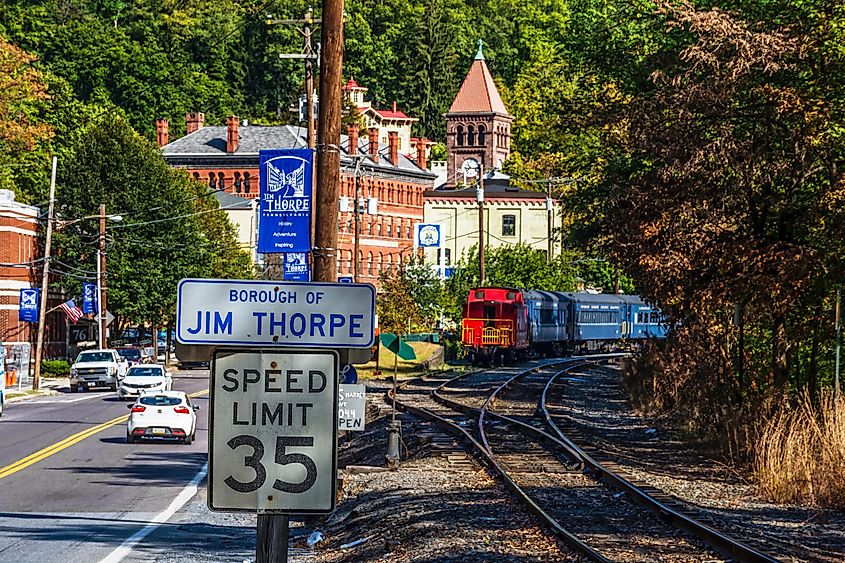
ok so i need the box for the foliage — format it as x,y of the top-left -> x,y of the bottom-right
41,359 -> 70,377
53,114 -> 251,328
377,259 -> 442,334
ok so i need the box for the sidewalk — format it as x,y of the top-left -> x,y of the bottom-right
4,378 -> 66,403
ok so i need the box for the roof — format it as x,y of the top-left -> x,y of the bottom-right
448,57 -> 510,116
214,189 -> 254,209
161,124 -> 434,180
343,77 -> 364,90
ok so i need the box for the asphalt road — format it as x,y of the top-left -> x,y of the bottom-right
0,370 -> 210,563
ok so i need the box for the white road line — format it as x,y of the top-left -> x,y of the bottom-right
28,395 -> 104,404
98,462 -> 208,563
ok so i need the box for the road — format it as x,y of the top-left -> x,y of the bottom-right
0,371 -> 210,563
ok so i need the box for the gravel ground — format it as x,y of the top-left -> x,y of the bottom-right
547,362 -> 845,562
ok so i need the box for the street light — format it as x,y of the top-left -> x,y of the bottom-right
32,190 -> 123,390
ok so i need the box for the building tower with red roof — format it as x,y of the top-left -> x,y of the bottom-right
445,40 -> 513,186
342,77 -> 418,156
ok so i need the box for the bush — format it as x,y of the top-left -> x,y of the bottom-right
41,359 -> 71,377
755,391 -> 845,508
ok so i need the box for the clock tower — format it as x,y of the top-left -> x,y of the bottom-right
445,40 -> 513,186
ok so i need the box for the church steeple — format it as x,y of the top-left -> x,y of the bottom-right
444,42 -> 513,186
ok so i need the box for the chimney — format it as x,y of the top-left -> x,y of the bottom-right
226,116 -> 239,153
368,127 -> 379,163
392,101 -> 397,113
347,123 -> 359,155
387,131 -> 399,165
416,137 -> 427,171
155,118 -> 169,147
185,112 -> 205,134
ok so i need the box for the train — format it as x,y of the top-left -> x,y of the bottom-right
460,287 -> 667,364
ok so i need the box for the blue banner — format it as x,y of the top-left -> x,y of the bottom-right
18,288 -> 39,323
82,282 -> 98,314
283,252 -> 310,281
258,148 -> 314,254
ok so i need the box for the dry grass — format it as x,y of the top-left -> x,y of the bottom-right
356,341 -> 445,380
755,391 -> 845,508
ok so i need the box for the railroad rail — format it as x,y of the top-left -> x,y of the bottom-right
391,358 -> 782,562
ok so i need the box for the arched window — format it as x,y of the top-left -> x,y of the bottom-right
468,125 -> 476,146
478,125 -> 486,145
386,254 -> 393,273
358,250 -> 363,274
234,172 -> 242,193
244,172 -> 251,193
368,252 -> 374,275
456,125 -> 465,146
386,221 -> 392,237
367,220 -> 374,235
208,174 -> 217,189
378,252 -> 384,272
192,172 -> 200,181
218,172 -> 226,190
377,222 -> 382,236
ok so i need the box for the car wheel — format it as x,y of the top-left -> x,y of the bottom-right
70,385 -> 78,393
110,384 -> 117,392
183,433 -> 193,445
126,433 -> 136,444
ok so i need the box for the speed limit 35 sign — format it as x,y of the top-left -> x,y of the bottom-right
209,348 -> 338,514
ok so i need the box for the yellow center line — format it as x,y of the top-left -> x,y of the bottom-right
0,388 -> 209,480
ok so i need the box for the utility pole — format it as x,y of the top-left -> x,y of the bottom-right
833,288 -> 842,400
33,156 -> 57,391
98,204 -> 108,349
477,165 -> 485,285
352,158 -> 362,282
312,0 -> 344,283
269,10 -> 320,148
546,181 -> 553,263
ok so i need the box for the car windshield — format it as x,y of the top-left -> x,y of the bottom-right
117,349 -> 141,359
77,352 -> 113,362
139,396 -> 182,406
126,367 -> 162,377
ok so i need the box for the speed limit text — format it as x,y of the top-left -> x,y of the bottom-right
221,368 -> 328,426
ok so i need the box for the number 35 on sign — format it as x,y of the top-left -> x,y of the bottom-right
209,349 -> 338,514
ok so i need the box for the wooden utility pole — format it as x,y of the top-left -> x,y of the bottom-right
477,165 -> 485,285
312,0 -> 344,283
33,156 -> 57,391
98,204 -> 108,348
546,181 -> 553,263
256,513 -> 289,563
353,159 -> 362,282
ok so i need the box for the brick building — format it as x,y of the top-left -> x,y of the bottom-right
0,189 -> 39,346
159,114 -> 436,285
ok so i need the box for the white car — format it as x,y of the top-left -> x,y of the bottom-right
118,365 -> 172,400
126,391 -> 199,444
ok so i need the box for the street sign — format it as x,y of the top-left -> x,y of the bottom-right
380,333 -> 416,361
209,348 -> 338,514
104,309 -> 116,327
82,282 -> 97,314
258,149 -> 314,254
340,364 -> 358,384
176,279 -> 376,348
415,223 -> 441,248
338,384 -> 366,431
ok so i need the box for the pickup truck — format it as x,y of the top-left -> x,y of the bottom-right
69,349 -> 129,392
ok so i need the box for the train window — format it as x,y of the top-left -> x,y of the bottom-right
506,292 -> 516,300
474,290 -> 484,299
502,215 -> 516,237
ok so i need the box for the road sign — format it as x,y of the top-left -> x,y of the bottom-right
209,348 -> 338,514
338,384 -> 365,431
176,279 -> 376,348
380,333 -> 416,360
104,309 -> 115,327
415,223 -> 441,248
337,276 -> 353,284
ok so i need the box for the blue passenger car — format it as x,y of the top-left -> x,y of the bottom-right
620,295 -> 668,340
523,290 -> 570,355
566,293 -> 628,346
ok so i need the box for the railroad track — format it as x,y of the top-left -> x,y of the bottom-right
392,358 -> 782,562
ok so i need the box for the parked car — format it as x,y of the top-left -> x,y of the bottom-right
126,391 -> 198,444
118,365 -> 172,400
69,349 -> 129,392
114,346 -> 147,366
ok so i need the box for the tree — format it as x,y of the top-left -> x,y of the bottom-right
377,259 -> 443,334
53,114 -> 250,330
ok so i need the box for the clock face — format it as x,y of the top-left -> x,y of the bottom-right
461,158 -> 480,178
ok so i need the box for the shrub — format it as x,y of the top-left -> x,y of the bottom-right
755,391 -> 845,508
41,359 -> 71,377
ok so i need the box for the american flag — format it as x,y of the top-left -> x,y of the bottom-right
60,299 -> 84,323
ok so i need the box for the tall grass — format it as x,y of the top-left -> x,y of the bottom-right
755,391 -> 845,508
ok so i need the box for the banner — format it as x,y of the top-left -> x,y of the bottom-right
258,148 -> 314,254
18,288 -> 39,323
283,252 -> 310,281
82,282 -> 98,314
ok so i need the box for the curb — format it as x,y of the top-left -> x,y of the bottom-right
5,388 -> 61,403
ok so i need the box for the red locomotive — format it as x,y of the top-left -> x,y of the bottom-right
461,287 -> 529,364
